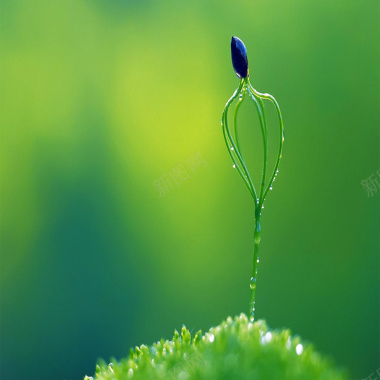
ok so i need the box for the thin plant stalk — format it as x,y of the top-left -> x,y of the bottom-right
222,37 -> 284,322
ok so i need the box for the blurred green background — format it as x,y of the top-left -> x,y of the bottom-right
1,1 -> 379,379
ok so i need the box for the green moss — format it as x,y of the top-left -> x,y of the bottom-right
85,314 -> 347,380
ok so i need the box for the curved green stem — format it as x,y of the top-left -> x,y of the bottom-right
222,76 -> 284,323
222,118 -> 254,197
248,83 -> 284,200
246,84 -> 268,207
222,81 -> 247,187
222,80 -> 257,200
233,91 -> 246,154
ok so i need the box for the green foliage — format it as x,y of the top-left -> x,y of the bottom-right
86,314 -> 347,380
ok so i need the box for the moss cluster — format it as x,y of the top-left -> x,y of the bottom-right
85,313 -> 347,380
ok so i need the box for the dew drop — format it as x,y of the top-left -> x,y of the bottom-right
296,343 -> 303,355
233,164 -> 236,169
254,232 -> 261,244
231,146 -> 234,151
261,331 -> 272,345
261,205 -> 264,209
270,186 -> 273,190
128,368 -> 134,378
208,333 -> 215,343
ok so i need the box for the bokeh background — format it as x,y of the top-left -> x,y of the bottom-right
1,1 -> 379,379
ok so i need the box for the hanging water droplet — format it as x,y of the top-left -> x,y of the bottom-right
254,222 -> 261,243
270,186 -> 273,190
208,333 -> 215,343
257,257 -> 260,263
261,205 -> 264,209
128,368 -> 134,378
296,343 -> 303,355
233,164 -> 236,168
231,146 -> 234,151
261,331 -> 272,345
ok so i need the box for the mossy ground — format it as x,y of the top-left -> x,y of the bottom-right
85,313 -> 347,380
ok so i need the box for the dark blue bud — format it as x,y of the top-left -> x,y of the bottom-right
231,36 -> 249,78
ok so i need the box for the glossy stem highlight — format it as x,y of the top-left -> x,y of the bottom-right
249,219 -> 261,322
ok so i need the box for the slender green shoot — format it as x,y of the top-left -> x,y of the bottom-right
222,37 -> 284,322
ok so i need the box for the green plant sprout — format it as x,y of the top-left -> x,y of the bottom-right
222,36 -> 284,322
84,38 -> 348,380
88,315 -> 347,380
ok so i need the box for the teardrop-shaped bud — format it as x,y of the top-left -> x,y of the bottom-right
231,36 -> 249,78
